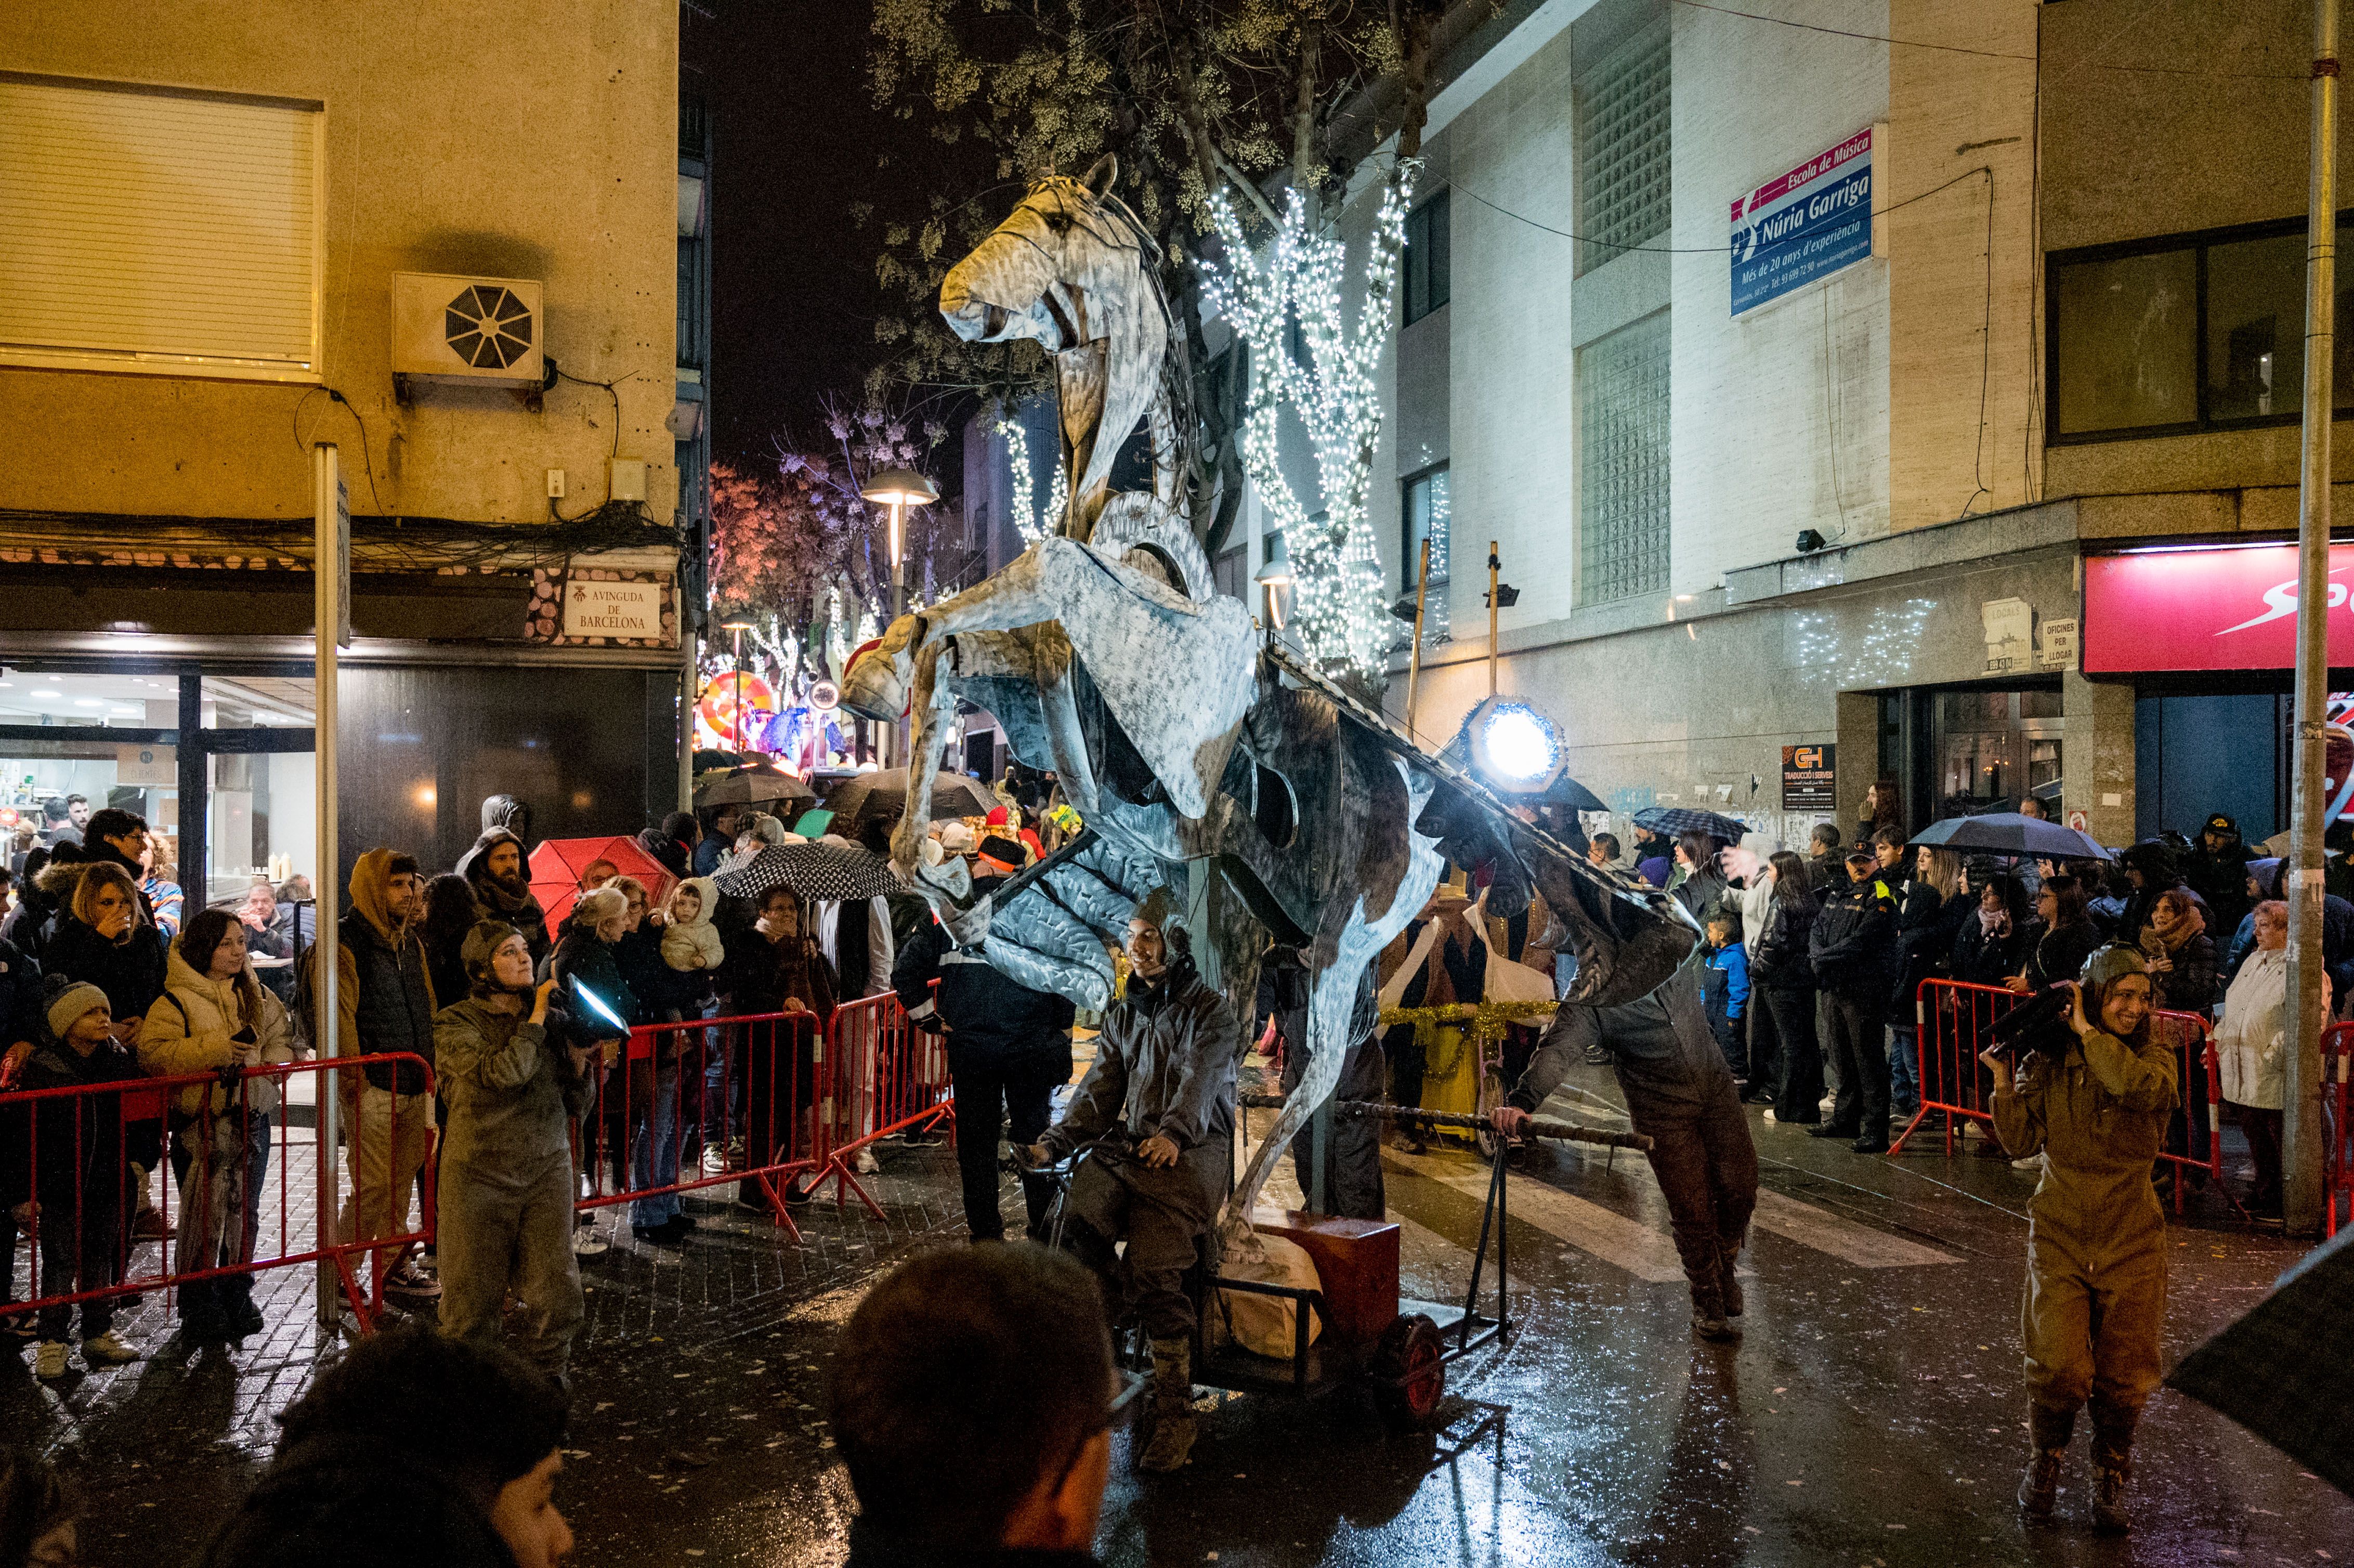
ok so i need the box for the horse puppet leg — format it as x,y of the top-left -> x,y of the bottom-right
890,641 -> 958,874
1221,755 -> 1445,1243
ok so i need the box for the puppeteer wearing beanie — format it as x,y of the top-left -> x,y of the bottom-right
2078,944 -> 2150,1018
44,976 -> 109,1038
461,921 -> 522,994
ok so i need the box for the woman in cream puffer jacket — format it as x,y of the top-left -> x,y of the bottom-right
136,908 -> 297,1341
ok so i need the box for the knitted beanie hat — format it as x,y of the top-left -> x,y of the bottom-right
2078,943 -> 2150,1016
44,976 -> 109,1038
461,920 -> 522,988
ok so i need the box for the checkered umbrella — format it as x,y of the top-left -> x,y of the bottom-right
713,840 -> 900,904
1631,806 -> 1748,843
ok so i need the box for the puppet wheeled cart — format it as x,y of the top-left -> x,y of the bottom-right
1177,1102 -> 1652,1434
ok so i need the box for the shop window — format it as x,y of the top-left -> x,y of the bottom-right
2049,215 -> 2354,440
1578,310 -> 1671,605
1574,19 -> 1671,277
1400,464 -> 1450,643
1403,191 -> 1451,325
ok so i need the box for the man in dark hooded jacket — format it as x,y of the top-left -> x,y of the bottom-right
892,837 -> 1074,1243
2182,813 -> 2255,946
457,828 -> 551,972
480,793 -> 534,850
1028,913 -> 1236,1474
636,812 -> 700,882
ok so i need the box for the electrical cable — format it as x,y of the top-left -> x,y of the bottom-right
1667,0 -> 2302,82
548,367 -> 630,522
1959,167 -> 1997,521
1440,162 -> 1992,259
289,385 -> 386,516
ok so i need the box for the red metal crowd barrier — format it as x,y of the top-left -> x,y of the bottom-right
8,999 -> 958,1339
1893,981 -> 2230,1214
580,1011 -> 826,1241
809,989 -> 950,1216
2325,1022 -> 2354,1238
2,1052 -> 435,1337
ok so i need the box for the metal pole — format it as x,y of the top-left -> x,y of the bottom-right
312,443 -> 343,1335
2286,0 -> 2340,1236
1403,537 -> 1431,741
1486,540 -> 1500,698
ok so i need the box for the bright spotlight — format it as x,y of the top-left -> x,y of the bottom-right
1463,695 -> 1563,794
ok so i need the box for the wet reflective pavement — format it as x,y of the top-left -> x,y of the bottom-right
9,1062 -> 2350,1566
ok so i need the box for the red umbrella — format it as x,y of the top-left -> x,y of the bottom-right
528,836 -> 677,942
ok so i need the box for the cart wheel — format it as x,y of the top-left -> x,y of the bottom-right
1370,1312 -> 1447,1432
1475,1073 -> 1504,1159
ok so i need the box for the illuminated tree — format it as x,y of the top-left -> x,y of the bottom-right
1202,169 -> 1413,677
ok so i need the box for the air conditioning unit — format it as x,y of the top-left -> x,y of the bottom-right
391,272 -> 544,388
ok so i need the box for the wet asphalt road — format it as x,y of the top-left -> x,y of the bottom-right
9,1060 -> 2350,1567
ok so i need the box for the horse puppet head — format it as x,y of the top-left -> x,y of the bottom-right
938,154 -> 1167,538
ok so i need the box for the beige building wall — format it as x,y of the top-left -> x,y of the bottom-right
2038,0 -> 2348,508
0,0 -> 677,527
1886,0 -> 2041,531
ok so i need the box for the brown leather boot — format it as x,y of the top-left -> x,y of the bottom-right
2018,1448 -> 2063,1521
1137,1336 -> 1197,1473
2089,1462 -> 2130,1532
2089,1400 -> 2137,1532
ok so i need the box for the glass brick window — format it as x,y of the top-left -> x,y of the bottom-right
1403,191 -> 1451,325
1575,21 -> 1671,277
1577,310 -> 1671,605
1400,465 -> 1450,643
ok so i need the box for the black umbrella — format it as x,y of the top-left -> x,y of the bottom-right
1910,812 -> 2112,861
1632,806 -> 1748,843
2166,1226 -> 2354,1496
713,841 -> 901,903
822,766 -> 997,824
692,766 -> 816,809
1546,775 -> 1608,813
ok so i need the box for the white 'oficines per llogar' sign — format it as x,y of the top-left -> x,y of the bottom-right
563,579 -> 664,639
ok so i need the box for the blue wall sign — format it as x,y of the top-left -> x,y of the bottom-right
1730,127 -> 1875,316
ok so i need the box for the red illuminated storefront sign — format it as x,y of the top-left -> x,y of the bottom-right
2082,543 -> 2354,673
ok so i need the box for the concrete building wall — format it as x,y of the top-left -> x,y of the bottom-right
1672,0 -> 1890,593
0,0 -> 679,527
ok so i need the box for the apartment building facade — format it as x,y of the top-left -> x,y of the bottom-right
0,0 -> 699,889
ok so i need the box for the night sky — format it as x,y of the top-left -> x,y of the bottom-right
685,1 -> 989,469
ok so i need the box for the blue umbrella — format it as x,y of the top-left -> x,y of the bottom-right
1909,812 -> 2112,861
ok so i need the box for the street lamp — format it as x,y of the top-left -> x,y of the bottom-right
861,467 -> 939,617
720,618 -> 753,756
1253,534 -> 1294,647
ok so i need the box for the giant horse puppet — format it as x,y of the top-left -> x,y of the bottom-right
844,155 -> 1697,1237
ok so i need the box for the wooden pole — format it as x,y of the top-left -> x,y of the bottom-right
2285,0 -> 2339,1236
1486,539 -> 1500,698
1403,537 -> 1431,741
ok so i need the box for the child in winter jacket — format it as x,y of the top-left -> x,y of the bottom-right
1699,915 -> 1751,1082
660,877 -> 725,974
24,976 -> 159,1378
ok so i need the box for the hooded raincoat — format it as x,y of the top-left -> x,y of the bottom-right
1990,973 -> 2179,1466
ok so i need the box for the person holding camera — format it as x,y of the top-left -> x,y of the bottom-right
1981,945 -> 2178,1533
434,922 -> 600,1382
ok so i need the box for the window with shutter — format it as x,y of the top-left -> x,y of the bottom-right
0,74 -> 323,381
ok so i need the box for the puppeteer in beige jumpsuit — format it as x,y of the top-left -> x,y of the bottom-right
1990,1026 -> 2177,1468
